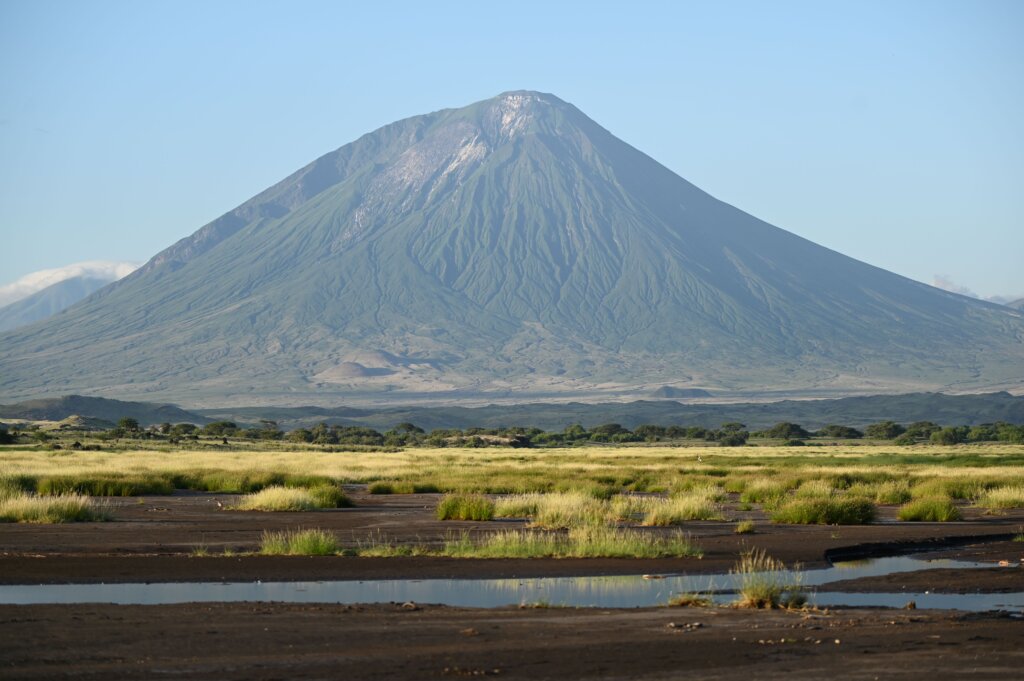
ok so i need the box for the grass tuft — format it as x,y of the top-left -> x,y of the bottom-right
770,497 -> 875,525
436,493 -> 496,521
897,497 -> 963,522
367,481 -> 440,495
668,592 -> 713,607
235,485 -> 352,511
439,527 -> 702,559
0,492 -> 108,523
977,485 -> 1024,510
739,479 -> 790,505
641,490 -> 722,525
732,549 -> 805,609
734,520 -> 756,534
260,528 -> 339,555
36,474 -> 174,497
529,492 -> 608,529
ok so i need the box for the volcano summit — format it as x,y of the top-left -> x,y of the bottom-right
1,91 -> 1021,404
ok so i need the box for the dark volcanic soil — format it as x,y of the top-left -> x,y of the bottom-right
1,491 -> 1023,680
2,603 -> 1022,680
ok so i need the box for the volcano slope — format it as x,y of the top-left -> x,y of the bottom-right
1,91 -> 1021,404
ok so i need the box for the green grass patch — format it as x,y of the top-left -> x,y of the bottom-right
793,479 -> 835,499
897,497 -> 963,522
976,485 -> 1024,509
493,493 -> 541,519
739,479 -> 790,504
35,474 -> 174,497
528,491 -> 609,529
260,528 -> 339,555
641,491 -> 722,525
367,481 -> 441,494
441,527 -> 702,559
770,497 -> 875,525
436,493 -> 496,521
846,480 -> 912,505
910,478 -> 984,501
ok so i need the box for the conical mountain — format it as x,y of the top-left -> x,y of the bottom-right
2,91 -> 1022,404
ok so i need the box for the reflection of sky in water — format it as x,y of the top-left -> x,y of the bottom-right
0,555 -> 1020,612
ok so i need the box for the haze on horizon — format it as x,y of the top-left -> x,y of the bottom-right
0,0 -> 1021,301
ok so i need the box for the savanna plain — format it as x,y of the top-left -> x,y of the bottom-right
2,437 -> 1023,679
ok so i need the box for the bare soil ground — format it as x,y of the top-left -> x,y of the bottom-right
1,490 -> 1022,679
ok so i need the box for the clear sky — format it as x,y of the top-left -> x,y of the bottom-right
1,0 -> 1021,299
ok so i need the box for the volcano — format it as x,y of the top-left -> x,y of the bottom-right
2,91 -> 1021,404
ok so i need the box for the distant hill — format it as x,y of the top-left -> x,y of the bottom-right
1,91 -> 1022,403
3,392 -> 1018,432
1008,298 -> 1024,311
43,415 -> 117,432
0,395 -> 209,427
196,392 -> 1024,432
0,276 -> 113,332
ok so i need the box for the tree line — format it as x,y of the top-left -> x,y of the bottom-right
5,416 -> 1020,448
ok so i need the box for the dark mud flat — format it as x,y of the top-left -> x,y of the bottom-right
2,494 -> 1023,679
2,602 -> 1022,680
1,492 -> 1021,585
826,566 -> 1024,594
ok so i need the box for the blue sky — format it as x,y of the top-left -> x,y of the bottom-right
1,0 -> 1021,299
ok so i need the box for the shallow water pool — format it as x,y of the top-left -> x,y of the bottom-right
2,552 -> 1021,611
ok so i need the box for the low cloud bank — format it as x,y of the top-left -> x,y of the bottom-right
0,261 -> 139,307
931,275 -> 1021,307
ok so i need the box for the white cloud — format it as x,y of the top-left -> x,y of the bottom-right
932,274 -> 979,298
0,261 -> 140,307
932,275 -> 1021,306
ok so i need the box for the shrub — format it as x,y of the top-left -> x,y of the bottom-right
898,498 -> 962,522
930,426 -> 969,445
771,497 -> 875,525
260,528 -> 338,555
436,493 -> 495,521
864,421 -> 905,440
816,425 -> 863,439
761,422 -> 811,440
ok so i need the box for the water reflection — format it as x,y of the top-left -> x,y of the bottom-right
0,555 -> 1019,612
